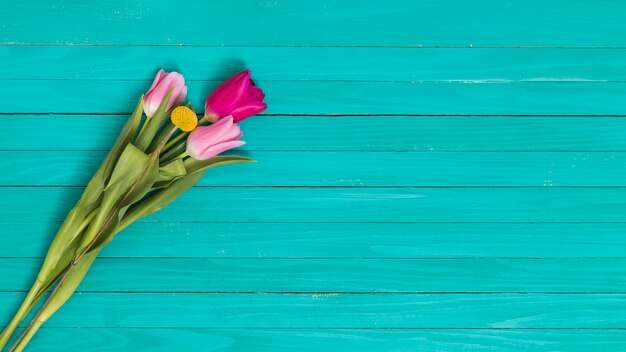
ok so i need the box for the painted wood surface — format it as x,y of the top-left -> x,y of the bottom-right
4,150 -> 626,186
3,293 -> 626,328
4,115 -> 626,151
4,222 -> 626,259
25,328 -> 626,352
5,258 -> 626,292
5,80 -> 626,114
6,187 -> 626,222
3,47 -> 626,81
2,1 -> 626,46
2,0 -> 626,351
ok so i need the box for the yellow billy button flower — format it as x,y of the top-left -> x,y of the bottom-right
170,106 -> 198,132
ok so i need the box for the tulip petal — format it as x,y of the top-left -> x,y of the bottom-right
147,69 -> 166,91
177,85 -> 188,105
168,73 -> 187,108
230,101 -> 267,122
152,73 -> 184,110
144,70 -> 187,117
187,116 -> 234,152
186,115 -> 246,160
208,70 -> 250,100
205,70 -> 251,117
206,116 -> 237,142
191,140 -> 246,160
242,85 -> 265,102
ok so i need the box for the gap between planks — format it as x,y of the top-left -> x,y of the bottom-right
6,44 -> 626,49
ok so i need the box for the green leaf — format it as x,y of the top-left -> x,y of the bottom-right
10,250 -> 101,351
158,158 -> 187,180
183,155 -> 256,175
38,250 -> 100,322
77,143 -> 158,255
0,97 -> 146,350
48,96 -> 144,259
147,122 -> 176,153
160,139 -> 187,164
154,159 -> 188,188
2,97 -> 155,350
57,96 -> 145,253
135,89 -> 173,151
98,96 -> 145,184
104,143 -> 152,192
117,155 -> 254,232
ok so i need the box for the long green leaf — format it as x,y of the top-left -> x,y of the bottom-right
117,156 -> 254,232
154,158 -> 187,187
77,143 -> 157,255
10,250 -> 100,352
160,138 -> 187,164
183,155 -> 255,175
43,96 -> 144,275
134,90 -> 172,151
0,97 -> 144,351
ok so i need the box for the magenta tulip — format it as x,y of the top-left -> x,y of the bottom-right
186,116 -> 245,160
144,69 -> 188,117
204,70 -> 267,122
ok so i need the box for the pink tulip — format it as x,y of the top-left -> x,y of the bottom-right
186,116 -> 245,160
204,69 -> 267,122
144,69 -> 188,117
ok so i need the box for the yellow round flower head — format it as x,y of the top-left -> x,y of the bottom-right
170,106 -> 198,132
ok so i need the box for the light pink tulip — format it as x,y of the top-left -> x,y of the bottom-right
144,69 -> 188,117
204,70 -> 266,122
186,116 -> 245,160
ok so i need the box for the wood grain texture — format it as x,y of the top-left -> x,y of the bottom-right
2,293 -> 625,328
4,258 -> 626,293
3,222 -> 626,259
2,1 -> 626,46
2,0 -> 626,349
4,115 -> 626,152
1,150 -> 625,187
2,47 -> 626,81
4,187 -> 626,223
21,328 -> 626,352
3,80 -> 626,115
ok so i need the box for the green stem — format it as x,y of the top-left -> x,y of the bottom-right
135,90 -> 173,151
2,97 -> 144,350
136,115 -> 151,140
10,321 -> 41,352
0,207 -> 98,350
162,131 -> 186,152
8,129 -> 177,351
0,283 -> 41,350
162,116 -> 206,153
174,151 -> 188,160
160,142 -> 186,165
147,123 -> 176,154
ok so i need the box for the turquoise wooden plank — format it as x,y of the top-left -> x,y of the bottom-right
21,328 -> 626,352
5,258 -> 626,293
3,80 -> 626,115
2,47 -> 626,81
2,1 -> 625,347
4,115 -> 626,152
4,187 -> 626,223
1,293 -> 624,328
2,1 -> 626,46
3,222 -> 626,259
3,151 -> 626,187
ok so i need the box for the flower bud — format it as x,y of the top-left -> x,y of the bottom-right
204,70 -> 266,122
144,70 -> 187,117
186,116 -> 245,160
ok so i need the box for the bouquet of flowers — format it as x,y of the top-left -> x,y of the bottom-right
0,69 -> 267,351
